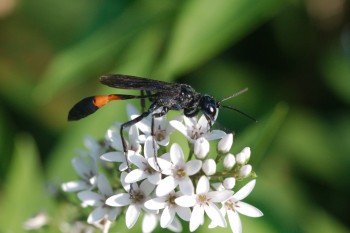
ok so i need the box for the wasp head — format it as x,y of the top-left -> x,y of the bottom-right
200,95 -> 218,127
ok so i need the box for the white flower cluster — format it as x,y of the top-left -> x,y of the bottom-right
62,104 -> 263,233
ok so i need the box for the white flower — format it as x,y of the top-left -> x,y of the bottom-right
170,115 -> 226,144
127,104 -> 177,146
124,138 -> 161,185
100,124 -> 141,171
175,176 -> 233,232
60,221 -> 95,233
218,133 -> 234,154
144,191 -> 191,228
78,174 -> 121,224
235,147 -> 251,165
107,123 -> 142,153
239,164 -> 252,178
83,135 -> 106,160
194,137 -> 210,159
153,143 -> 202,196
23,211 -> 49,230
223,177 -> 236,190
210,180 -> 263,233
105,176 -> 156,229
61,156 -> 98,192
223,153 -> 236,170
142,213 -> 183,233
202,159 -> 216,176
93,219 -> 112,233
141,213 -> 158,233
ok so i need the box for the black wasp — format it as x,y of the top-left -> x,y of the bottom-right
68,74 -> 255,170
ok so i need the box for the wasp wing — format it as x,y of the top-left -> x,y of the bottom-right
100,74 -> 181,93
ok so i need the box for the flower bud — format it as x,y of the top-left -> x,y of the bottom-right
236,147 -> 251,165
223,153 -> 236,170
223,177 -> 236,189
239,164 -> 252,178
194,137 -> 210,159
218,133 -> 233,154
202,159 -> 216,176
241,147 -> 251,161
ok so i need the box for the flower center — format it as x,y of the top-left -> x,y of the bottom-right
154,128 -> 166,141
197,194 -> 210,206
224,198 -> 239,211
131,190 -> 145,204
143,162 -> 155,175
189,125 -> 204,140
167,194 -> 177,208
175,167 -> 187,178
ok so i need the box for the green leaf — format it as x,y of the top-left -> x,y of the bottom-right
321,46 -> 350,104
33,1 -> 174,104
0,134 -> 50,233
234,102 -> 289,166
158,0 -> 285,76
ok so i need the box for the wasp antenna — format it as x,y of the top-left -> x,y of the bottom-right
221,105 -> 257,122
218,88 -> 249,104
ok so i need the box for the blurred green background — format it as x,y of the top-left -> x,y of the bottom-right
0,0 -> 349,232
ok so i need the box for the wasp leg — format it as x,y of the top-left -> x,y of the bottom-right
151,107 -> 169,172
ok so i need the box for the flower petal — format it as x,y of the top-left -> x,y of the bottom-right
160,206 -> 175,228
178,177 -> 194,195
189,205 -> 204,232
204,203 -> 226,228
175,195 -> 196,208
87,206 -> 105,223
167,216 -> 182,232
185,160 -> 202,176
84,135 -> 100,155
97,174 -> 113,196
196,176 -> 209,194
233,179 -> 256,201
227,210 -> 242,233
128,153 -> 147,168
147,172 -> 161,185
105,193 -> 130,207
61,180 -> 90,192
207,190 -> 233,203
144,197 -> 167,210
169,120 -> 188,138
158,136 -> 170,146
142,213 -> 158,233
144,136 -> 158,159
204,130 -> 226,140
197,115 -> 209,131
126,103 -> 140,119
77,191 -> 102,206
156,176 -> 177,196
72,157 -> 93,179
126,204 -> 141,229
107,207 -> 120,222
183,116 -> 196,128
106,126 -> 123,150
120,172 -> 131,192
125,169 -> 147,183
170,143 -> 185,165
140,179 -> 155,196
175,206 -> 191,221
236,201 -> 263,217
100,152 -> 125,162
147,157 -> 172,173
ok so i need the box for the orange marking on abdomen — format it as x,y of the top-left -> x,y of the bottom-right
93,95 -> 121,108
